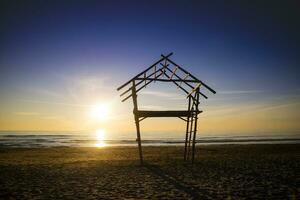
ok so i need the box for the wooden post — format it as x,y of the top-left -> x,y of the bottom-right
192,89 -> 200,163
132,80 -> 143,165
187,105 -> 194,160
184,96 -> 191,161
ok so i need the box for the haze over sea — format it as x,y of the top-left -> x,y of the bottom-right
0,131 -> 299,148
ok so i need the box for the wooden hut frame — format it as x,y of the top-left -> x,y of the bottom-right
117,53 -> 216,164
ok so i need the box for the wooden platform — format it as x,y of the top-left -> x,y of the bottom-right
134,110 -> 202,118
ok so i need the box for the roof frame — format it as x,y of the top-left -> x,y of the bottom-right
117,53 -> 215,103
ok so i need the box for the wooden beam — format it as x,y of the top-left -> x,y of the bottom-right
120,66 -> 165,97
187,105 -> 194,160
159,63 -> 170,68
132,81 -> 143,165
187,83 -> 201,98
161,70 -> 189,92
164,67 -> 208,99
135,78 -> 200,83
178,116 -> 187,122
121,72 -> 163,102
139,117 -> 147,122
117,52 -> 173,91
165,67 -> 192,87
184,96 -> 191,161
135,110 -> 202,118
178,73 -> 189,89
169,67 -> 178,79
161,54 -> 216,94
192,89 -> 200,163
136,72 -> 163,93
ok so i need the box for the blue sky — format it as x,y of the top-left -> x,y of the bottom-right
0,0 -> 299,136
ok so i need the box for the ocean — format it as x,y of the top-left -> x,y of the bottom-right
0,132 -> 299,148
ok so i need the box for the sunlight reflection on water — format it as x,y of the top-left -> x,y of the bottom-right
95,129 -> 106,148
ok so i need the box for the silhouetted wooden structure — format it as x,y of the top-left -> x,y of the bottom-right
117,53 -> 216,164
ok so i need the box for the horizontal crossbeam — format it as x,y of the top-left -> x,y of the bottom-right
135,78 -> 200,83
117,52 -> 173,91
134,110 -> 202,118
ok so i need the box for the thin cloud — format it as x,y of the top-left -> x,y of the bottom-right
140,90 -> 177,97
258,101 -> 300,112
14,112 -> 40,116
219,90 -> 263,95
140,90 -> 186,100
139,105 -> 165,110
41,115 -> 65,120
18,99 -> 90,108
30,88 -> 63,99
204,100 -> 300,118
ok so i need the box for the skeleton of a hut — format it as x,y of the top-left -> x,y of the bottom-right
117,53 -> 216,164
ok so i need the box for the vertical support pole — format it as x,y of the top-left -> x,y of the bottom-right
192,89 -> 200,163
132,80 -> 143,165
184,96 -> 191,161
187,104 -> 194,160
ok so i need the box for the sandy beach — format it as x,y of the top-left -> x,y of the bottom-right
0,144 -> 299,199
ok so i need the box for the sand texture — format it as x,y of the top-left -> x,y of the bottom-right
0,144 -> 299,199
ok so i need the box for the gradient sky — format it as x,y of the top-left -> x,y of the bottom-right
0,0 -> 299,137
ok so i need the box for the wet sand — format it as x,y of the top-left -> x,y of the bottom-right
0,144 -> 299,199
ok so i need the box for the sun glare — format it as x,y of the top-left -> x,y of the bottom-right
89,103 -> 110,121
95,129 -> 106,148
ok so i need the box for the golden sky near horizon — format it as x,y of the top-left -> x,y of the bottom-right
0,74 -> 299,138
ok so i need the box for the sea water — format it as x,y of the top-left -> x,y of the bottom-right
0,132 -> 299,148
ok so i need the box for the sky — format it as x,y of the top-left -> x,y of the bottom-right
0,0 -> 299,138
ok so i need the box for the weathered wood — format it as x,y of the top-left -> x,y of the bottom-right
188,91 -> 198,161
192,89 -> 200,163
120,66 -> 165,97
184,96 -> 191,161
199,91 -> 208,99
178,117 -> 188,122
165,67 -> 192,88
135,78 -> 200,83
135,110 -> 201,118
139,117 -> 147,122
169,66 -> 178,79
161,54 -> 216,94
136,71 -> 163,93
187,106 -> 194,160
121,72 -> 163,102
161,70 -> 190,95
117,52 -> 173,91
187,83 -> 201,97
132,81 -> 143,165
154,65 -> 156,80
163,58 -> 168,76
164,67 -> 208,99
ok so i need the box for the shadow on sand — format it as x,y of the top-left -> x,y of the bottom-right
144,163 -> 201,199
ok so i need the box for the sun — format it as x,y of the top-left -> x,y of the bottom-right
89,103 -> 110,121
96,129 -> 105,141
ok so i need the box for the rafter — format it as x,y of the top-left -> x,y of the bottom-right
160,54 -> 216,94
117,52 -> 173,91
